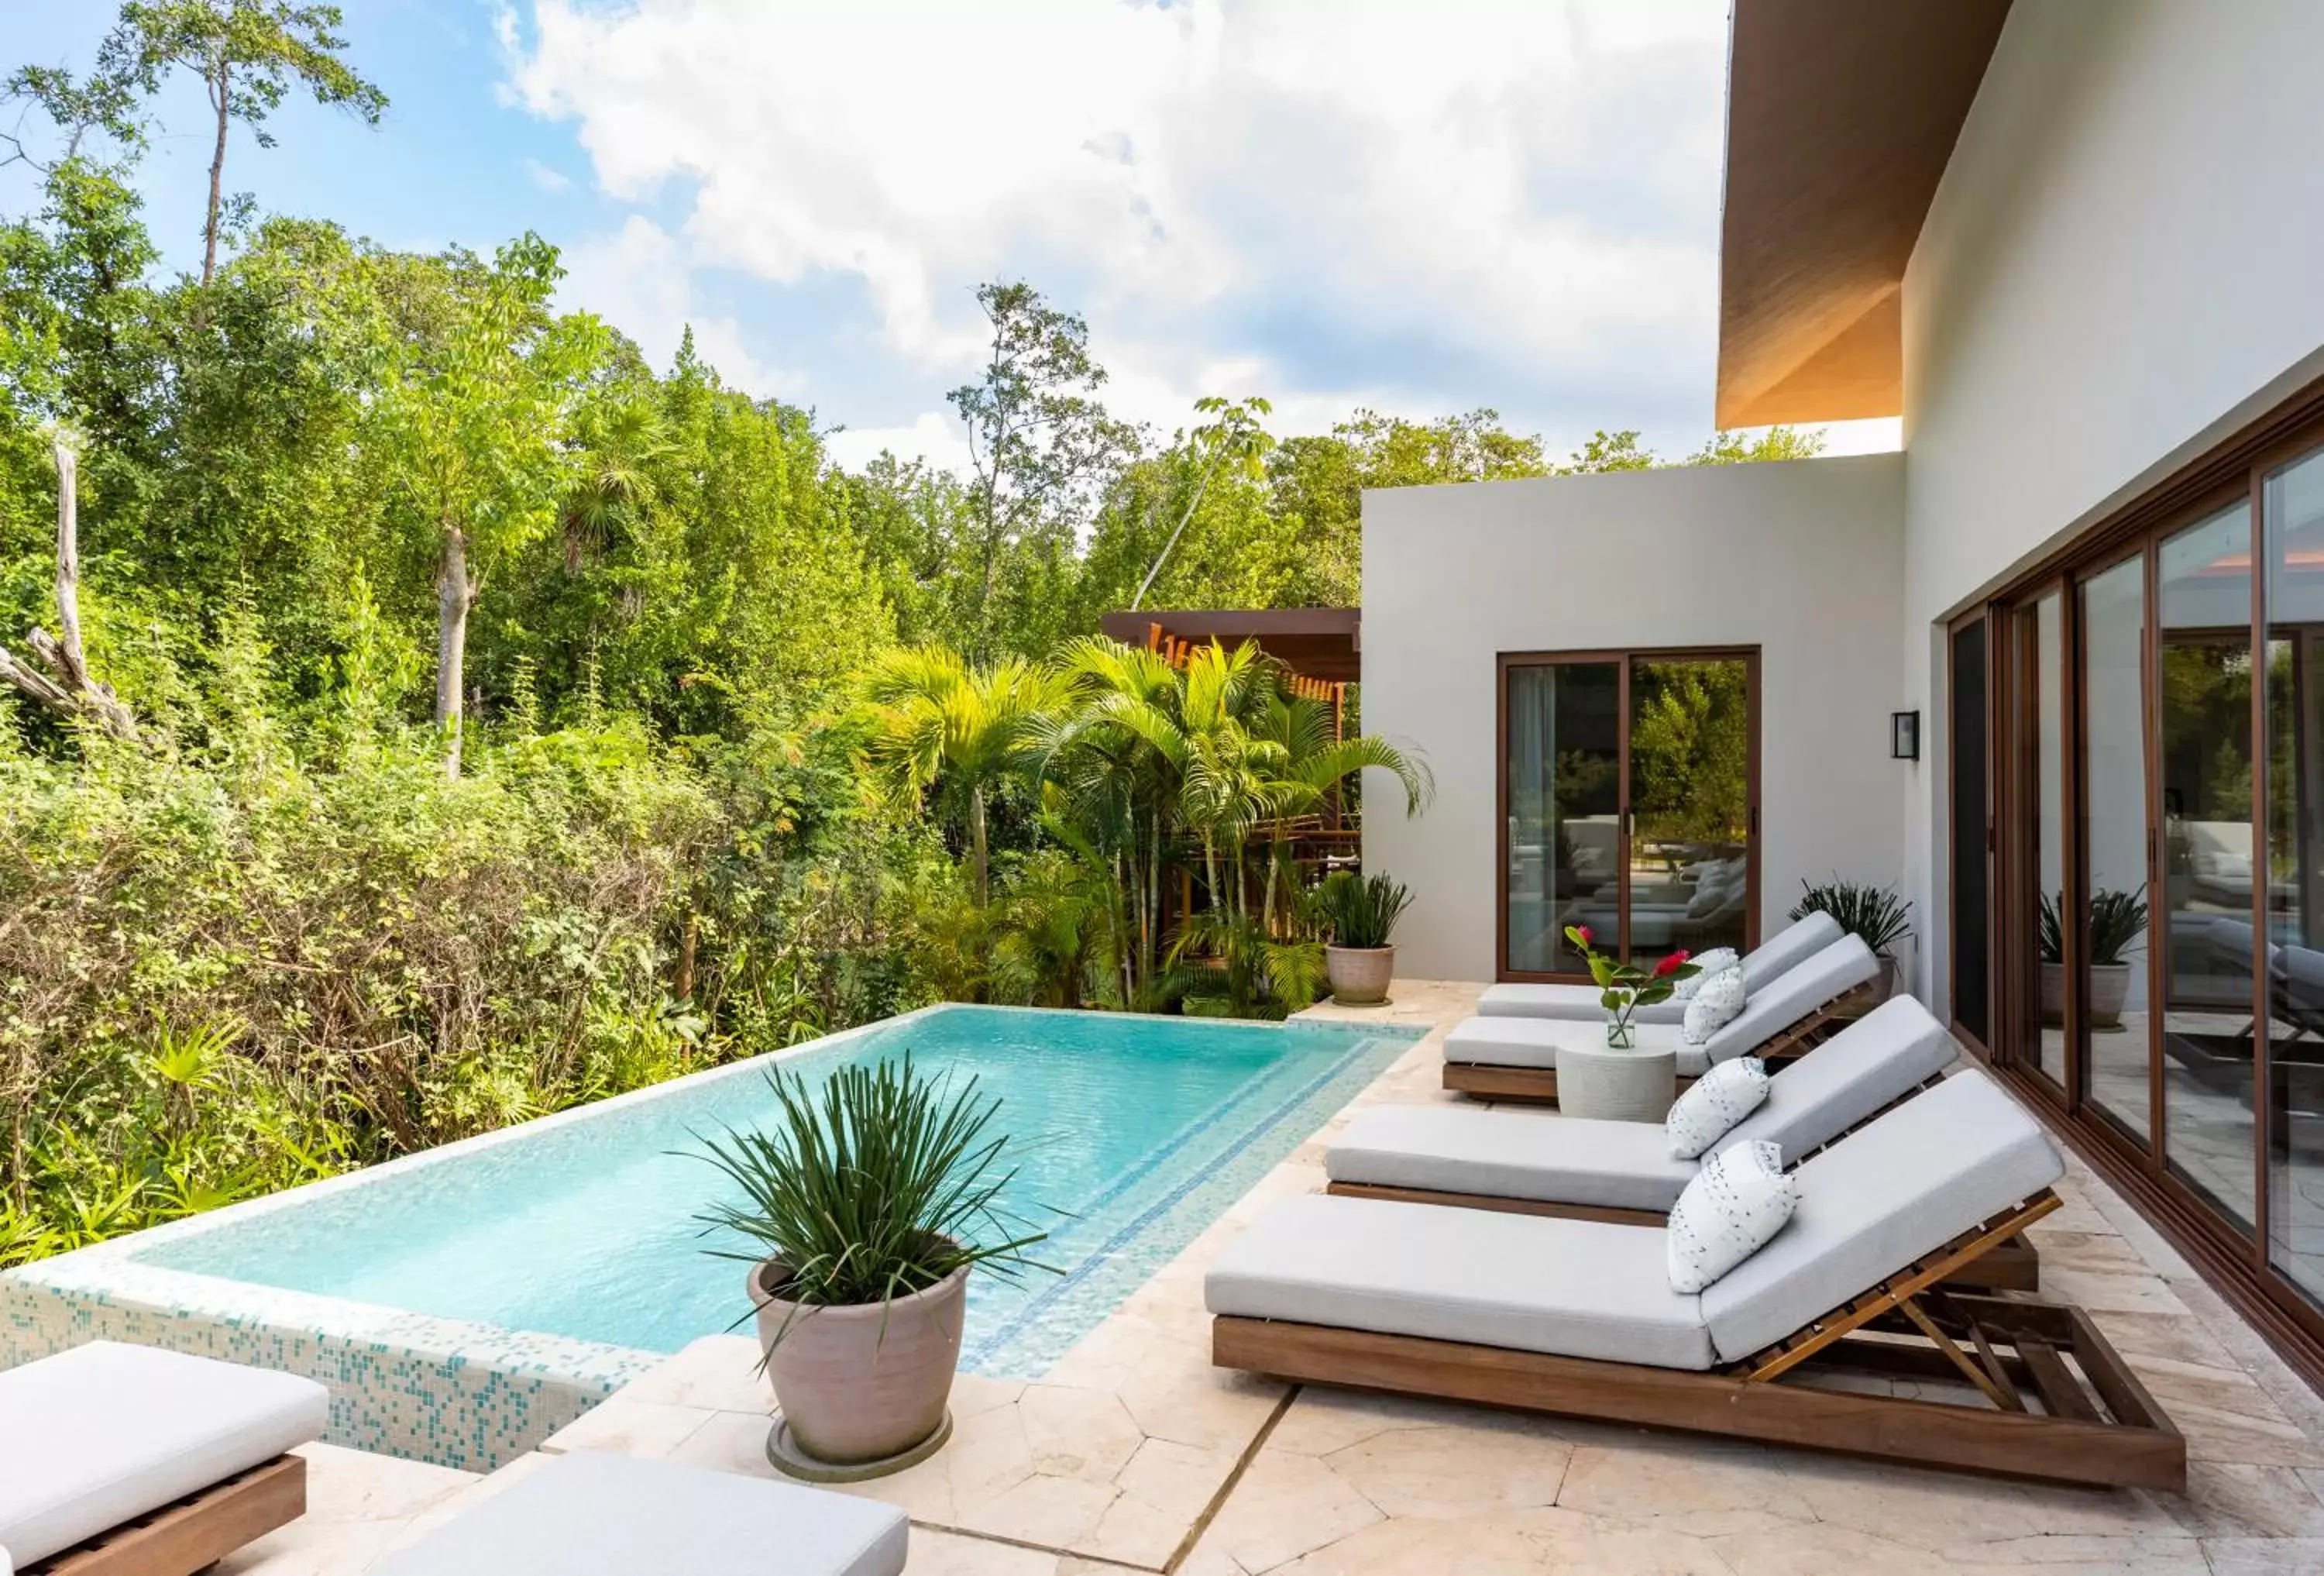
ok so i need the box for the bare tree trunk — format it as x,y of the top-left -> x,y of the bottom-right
970,784 -> 991,906
202,60 -> 230,291
0,436 -> 139,742
435,524 -> 473,779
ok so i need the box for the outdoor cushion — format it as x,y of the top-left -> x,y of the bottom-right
1673,947 -> 1739,1001
1681,968 -> 1748,1044
0,1340 -> 328,1569
1723,995 -> 1957,1159
1699,934 -> 1877,1066
1738,911 -> 1842,991
1475,980 -> 1688,1025
1325,1103 -> 1699,1210
1205,1193 -> 1715,1369
370,1450 -> 909,1576
1666,1056 -> 1769,1158
1332,995 -> 1959,1213
1667,1139 -> 1796,1293
1442,1015 -> 1712,1076
1701,1069 -> 2062,1364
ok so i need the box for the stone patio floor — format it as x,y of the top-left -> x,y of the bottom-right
218,982 -> 2324,1574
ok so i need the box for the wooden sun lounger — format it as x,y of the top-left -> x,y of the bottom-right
1333,1068 -> 2044,1292
24,1457 -> 307,1576
1214,1191 -> 2184,1492
1441,980 -> 1875,1103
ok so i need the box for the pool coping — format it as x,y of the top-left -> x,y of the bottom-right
0,1003 -> 1415,1469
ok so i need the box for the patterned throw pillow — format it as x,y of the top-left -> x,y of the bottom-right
1666,1138 -> 1797,1294
1680,967 -> 1747,1045
1665,1057 -> 1770,1160
1673,947 -> 1740,1001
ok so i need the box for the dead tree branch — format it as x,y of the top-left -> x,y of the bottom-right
0,435 -> 139,742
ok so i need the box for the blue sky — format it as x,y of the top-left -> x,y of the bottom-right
5,1 -> 1897,471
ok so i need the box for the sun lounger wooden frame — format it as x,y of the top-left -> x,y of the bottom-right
1440,980 -> 1873,1103
1330,1073 -> 2042,1292
24,1455 -> 307,1576
1212,1190 -> 2185,1492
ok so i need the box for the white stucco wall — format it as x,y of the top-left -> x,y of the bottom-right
1899,0 -> 2324,1008
1361,456 -> 1906,983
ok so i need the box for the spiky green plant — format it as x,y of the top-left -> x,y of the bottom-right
692,1055 -> 1053,1337
1314,870 -> 1414,950
1790,878 -> 1913,956
2038,886 -> 2149,965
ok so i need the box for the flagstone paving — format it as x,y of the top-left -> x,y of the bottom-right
222,980 -> 2324,1572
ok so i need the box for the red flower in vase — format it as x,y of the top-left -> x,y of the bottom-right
1574,925 -> 1593,946
1652,949 -> 1691,978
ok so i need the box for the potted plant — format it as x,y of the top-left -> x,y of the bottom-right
1564,924 -> 1698,1048
2039,886 -> 2150,1027
1789,878 -> 1913,1007
1315,870 -> 1414,1005
693,1055 -> 1050,1472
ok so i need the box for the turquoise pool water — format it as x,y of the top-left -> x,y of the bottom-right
134,1006 -> 1412,1378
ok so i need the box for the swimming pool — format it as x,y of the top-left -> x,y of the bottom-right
0,1005 -> 1414,1468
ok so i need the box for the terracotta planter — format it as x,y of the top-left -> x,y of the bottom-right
1326,945 -> 1394,1005
2040,960 -> 2132,1027
750,1257 -> 965,1465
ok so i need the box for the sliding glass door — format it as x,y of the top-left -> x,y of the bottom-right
1499,649 -> 1758,980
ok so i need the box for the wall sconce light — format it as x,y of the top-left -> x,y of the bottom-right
1891,710 -> 1920,761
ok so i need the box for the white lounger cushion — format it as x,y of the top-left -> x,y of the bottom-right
372,1450 -> 909,1576
1445,1016 -> 1707,1075
1325,1103 -> 1700,1210
1724,995 -> 1958,1158
1701,1070 -> 2061,1363
1472,914 -> 1843,1023
1329,995 -> 1961,1213
1205,1193 -> 1716,1369
1445,934 -> 1878,1076
1217,1069 -> 2056,1378
0,1340 -> 328,1568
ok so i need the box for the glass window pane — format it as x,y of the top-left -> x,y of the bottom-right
2081,556 -> 2152,1142
1629,657 -> 1752,967
1506,662 -> 1619,973
2034,591 -> 2067,1086
2267,446 -> 2324,1303
2160,501 -> 2257,1231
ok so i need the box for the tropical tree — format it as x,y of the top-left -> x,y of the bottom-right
114,1 -> 387,290
860,645 -> 1070,905
1129,395 -> 1275,610
370,233 -> 603,776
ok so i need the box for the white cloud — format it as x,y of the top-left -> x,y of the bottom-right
823,411 -> 976,476
511,0 -> 1734,458
559,215 -> 799,399
522,157 -> 572,194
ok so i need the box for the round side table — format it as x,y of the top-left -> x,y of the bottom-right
1557,1041 -> 1679,1122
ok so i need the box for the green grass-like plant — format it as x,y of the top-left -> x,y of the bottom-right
693,1055 -> 1053,1326
1315,870 -> 1414,950
1790,877 -> 1913,956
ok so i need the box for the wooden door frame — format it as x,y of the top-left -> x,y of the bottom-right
1945,606 -> 1995,1058
1494,646 -> 1762,984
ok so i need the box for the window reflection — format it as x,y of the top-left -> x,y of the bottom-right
2266,449 -> 2324,1305
1628,658 -> 1752,966
2159,503 -> 2257,1231
2080,556 -> 2151,1141
1505,662 -> 1619,974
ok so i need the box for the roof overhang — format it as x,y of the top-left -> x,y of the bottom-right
1715,0 -> 2013,429
1096,607 -> 1360,683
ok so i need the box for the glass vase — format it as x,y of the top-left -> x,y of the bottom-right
1604,1018 -> 1636,1050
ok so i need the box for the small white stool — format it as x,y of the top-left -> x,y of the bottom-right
1556,1041 -> 1679,1121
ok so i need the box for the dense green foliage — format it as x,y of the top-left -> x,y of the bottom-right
0,7 -> 1827,1265
1315,870 -> 1415,951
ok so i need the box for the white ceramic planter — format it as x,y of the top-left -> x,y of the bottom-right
1326,945 -> 1395,1005
751,1258 -> 965,1465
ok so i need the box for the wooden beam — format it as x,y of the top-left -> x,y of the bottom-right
32,1455 -> 306,1576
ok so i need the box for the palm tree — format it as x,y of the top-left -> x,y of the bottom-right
1249,689 -> 1433,928
861,646 -> 1068,905
562,397 -> 669,576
